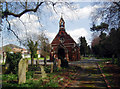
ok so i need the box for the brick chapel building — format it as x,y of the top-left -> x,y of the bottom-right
50,17 -> 80,61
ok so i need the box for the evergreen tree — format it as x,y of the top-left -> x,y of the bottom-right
78,37 -> 88,56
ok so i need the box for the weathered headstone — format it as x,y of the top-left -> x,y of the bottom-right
26,59 -> 28,72
51,63 -> 53,73
58,59 -> 61,69
40,65 -> 47,78
18,58 -> 27,84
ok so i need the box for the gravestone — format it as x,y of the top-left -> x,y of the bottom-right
26,59 -> 28,72
18,58 -> 27,84
58,59 -> 61,69
51,63 -> 53,73
40,65 -> 47,78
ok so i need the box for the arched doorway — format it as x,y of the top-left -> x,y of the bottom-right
58,48 -> 65,60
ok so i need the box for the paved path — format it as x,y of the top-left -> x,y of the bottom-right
68,58 -> 107,89
28,59 -> 52,65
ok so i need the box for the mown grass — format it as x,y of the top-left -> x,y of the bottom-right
27,56 -> 50,60
2,65 -> 60,88
2,71 -> 59,87
2,65 -> 79,88
98,57 -> 120,88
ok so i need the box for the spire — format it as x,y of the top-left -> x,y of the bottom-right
59,15 -> 65,31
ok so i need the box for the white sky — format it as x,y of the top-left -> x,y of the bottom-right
0,2 -> 100,48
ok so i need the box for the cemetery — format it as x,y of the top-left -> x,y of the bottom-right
1,1 -> 120,89
1,51 -> 120,88
1,52 -> 82,87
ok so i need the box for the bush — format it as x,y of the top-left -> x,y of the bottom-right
5,52 -> 22,74
34,54 -> 38,58
43,79 -> 58,87
26,71 -> 34,80
2,74 -> 18,81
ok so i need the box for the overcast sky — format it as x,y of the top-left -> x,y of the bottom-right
0,2 -> 100,48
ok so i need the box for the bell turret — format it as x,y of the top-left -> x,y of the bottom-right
59,16 -> 65,31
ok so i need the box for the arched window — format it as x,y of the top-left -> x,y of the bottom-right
61,22 -> 64,27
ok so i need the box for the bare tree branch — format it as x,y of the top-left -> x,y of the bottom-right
18,18 -> 28,36
3,2 -> 44,18
113,2 -> 120,8
6,18 -> 21,42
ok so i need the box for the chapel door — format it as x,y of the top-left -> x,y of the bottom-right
58,48 -> 65,60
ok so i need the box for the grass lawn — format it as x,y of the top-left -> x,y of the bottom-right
81,56 -> 92,60
2,65 -> 79,88
98,58 -> 120,88
27,56 -> 50,60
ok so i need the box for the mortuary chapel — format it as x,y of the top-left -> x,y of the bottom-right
50,16 -> 81,62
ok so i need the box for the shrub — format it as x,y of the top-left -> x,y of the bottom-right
26,71 -> 34,80
34,54 -> 38,58
5,52 -> 22,74
43,79 -> 58,87
2,74 -> 18,81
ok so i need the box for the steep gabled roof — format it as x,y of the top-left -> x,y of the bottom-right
51,17 -> 76,45
51,31 -> 76,45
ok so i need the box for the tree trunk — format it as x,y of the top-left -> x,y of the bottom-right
36,58 -> 39,67
44,57 -> 47,66
31,55 -> 34,66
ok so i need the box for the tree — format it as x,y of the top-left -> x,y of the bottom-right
91,27 -> 120,66
109,28 -> 120,66
86,45 -> 91,55
91,31 -> 113,58
5,52 -> 22,74
38,31 -> 50,66
1,1 -> 74,42
4,46 -> 12,52
27,39 -> 38,66
91,22 -> 109,32
91,2 -> 120,29
78,37 -> 88,56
